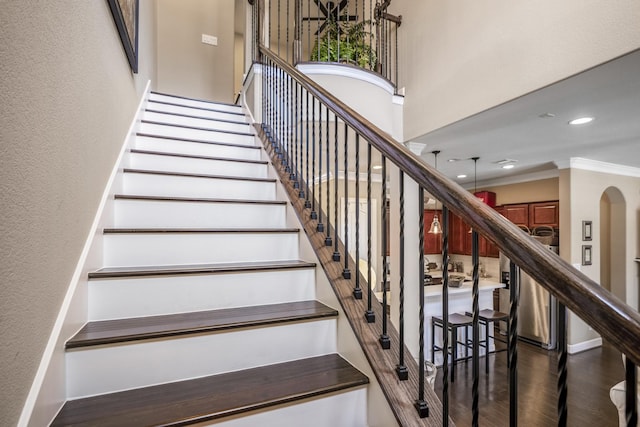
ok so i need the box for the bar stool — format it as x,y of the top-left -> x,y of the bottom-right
477,309 -> 510,373
431,313 -> 473,382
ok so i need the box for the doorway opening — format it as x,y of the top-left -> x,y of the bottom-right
599,187 -> 626,301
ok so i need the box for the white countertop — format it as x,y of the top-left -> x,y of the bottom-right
424,279 -> 505,297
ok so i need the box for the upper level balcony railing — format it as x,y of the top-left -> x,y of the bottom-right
250,0 -> 401,89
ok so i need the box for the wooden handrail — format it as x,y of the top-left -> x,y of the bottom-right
260,44 -> 640,365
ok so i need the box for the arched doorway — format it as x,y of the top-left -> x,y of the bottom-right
599,187 -> 626,301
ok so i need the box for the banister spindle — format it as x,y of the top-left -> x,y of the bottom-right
333,117 -> 340,262
379,156 -> 390,349
557,302 -> 568,427
342,123 -> 351,279
415,186 -> 428,418
364,142 -> 375,323
304,90 -> 311,207
292,82 -> 299,184
509,261 -> 520,427
625,356 -> 638,427
396,171 -> 408,380
325,108 -> 332,246
471,229 -> 480,427
353,134 -> 362,299
442,205 -> 450,424
310,95 -> 317,218
316,103 -> 324,231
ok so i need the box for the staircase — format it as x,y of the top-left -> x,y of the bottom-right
51,92 -> 369,426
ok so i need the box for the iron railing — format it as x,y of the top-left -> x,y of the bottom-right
251,3 -> 640,425
252,0 -> 401,89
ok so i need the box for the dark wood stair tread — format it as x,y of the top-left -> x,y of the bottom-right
129,148 -> 268,164
151,91 -> 242,109
145,108 -> 250,126
136,132 -> 261,149
123,168 -> 276,182
114,194 -> 285,205
89,260 -> 315,279
67,301 -> 336,348
103,227 -> 299,234
141,120 -> 255,137
51,354 -> 368,426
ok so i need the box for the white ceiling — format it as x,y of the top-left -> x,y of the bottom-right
411,49 -> 640,188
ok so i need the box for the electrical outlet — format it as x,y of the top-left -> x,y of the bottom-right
201,34 -> 218,46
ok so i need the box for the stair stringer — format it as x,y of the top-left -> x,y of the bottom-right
266,153 -> 398,427
17,82 -> 152,427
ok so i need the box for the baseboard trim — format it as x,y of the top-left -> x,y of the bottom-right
568,337 -> 603,354
17,81 -> 152,427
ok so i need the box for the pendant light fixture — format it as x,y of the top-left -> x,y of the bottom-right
469,156 -> 479,233
428,150 -> 442,234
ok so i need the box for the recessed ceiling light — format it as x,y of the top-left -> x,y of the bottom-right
372,165 -> 383,170
457,174 -> 467,179
448,158 -> 461,163
569,117 -> 594,125
502,164 -> 515,170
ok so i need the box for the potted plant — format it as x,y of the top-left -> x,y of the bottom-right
310,16 -> 376,70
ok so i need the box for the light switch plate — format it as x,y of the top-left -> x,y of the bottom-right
202,34 -> 218,46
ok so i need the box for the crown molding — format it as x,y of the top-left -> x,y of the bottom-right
556,157 -> 640,178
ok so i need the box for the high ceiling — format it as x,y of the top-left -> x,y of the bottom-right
411,49 -> 640,188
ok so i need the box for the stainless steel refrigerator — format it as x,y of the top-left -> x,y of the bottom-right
499,246 -> 558,350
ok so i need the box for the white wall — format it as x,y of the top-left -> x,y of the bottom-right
0,1 -> 157,425
560,165 -> 640,349
156,0 -> 235,103
393,0 -> 640,141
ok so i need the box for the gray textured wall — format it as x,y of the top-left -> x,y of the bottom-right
0,1 -> 157,425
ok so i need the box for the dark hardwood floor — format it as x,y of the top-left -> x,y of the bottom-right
434,339 -> 624,426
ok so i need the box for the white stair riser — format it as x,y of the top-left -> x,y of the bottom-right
66,319 -> 337,398
103,233 -> 299,266
140,122 -> 255,146
128,152 -> 268,179
147,101 -> 248,123
88,269 -> 316,320
149,93 -> 243,114
143,111 -> 250,134
122,173 -> 276,200
200,388 -> 368,427
114,199 -> 286,229
134,136 -> 262,161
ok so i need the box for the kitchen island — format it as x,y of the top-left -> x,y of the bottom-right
424,276 -> 505,365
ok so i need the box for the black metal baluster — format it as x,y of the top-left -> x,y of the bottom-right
277,0 -> 281,57
396,171 -> 408,380
333,117 -> 340,261
415,186 -> 429,418
342,123 -> 351,278
395,21 -> 399,87
442,205 -> 450,425
625,356 -> 638,427
307,0 -> 311,59
292,82 -> 299,184
311,95 -> 317,218
353,134 -> 362,299
509,261 -> 520,427
364,142 -> 375,323
471,229 -> 480,427
317,103 -> 324,231
286,0 -> 290,63
325,108 -> 332,246
557,302 -> 568,427
379,156 -> 390,349
284,72 -> 290,173
305,90 -> 311,208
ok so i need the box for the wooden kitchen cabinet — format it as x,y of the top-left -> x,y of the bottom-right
502,203 -> 529,227
448,211 -> 467,255
424,210 -> 443,254
529,201 -> 559,228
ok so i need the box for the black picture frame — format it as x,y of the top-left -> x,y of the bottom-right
107,0 -> 139,73
582,220 -> 592,241
582,245 -> 592,266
